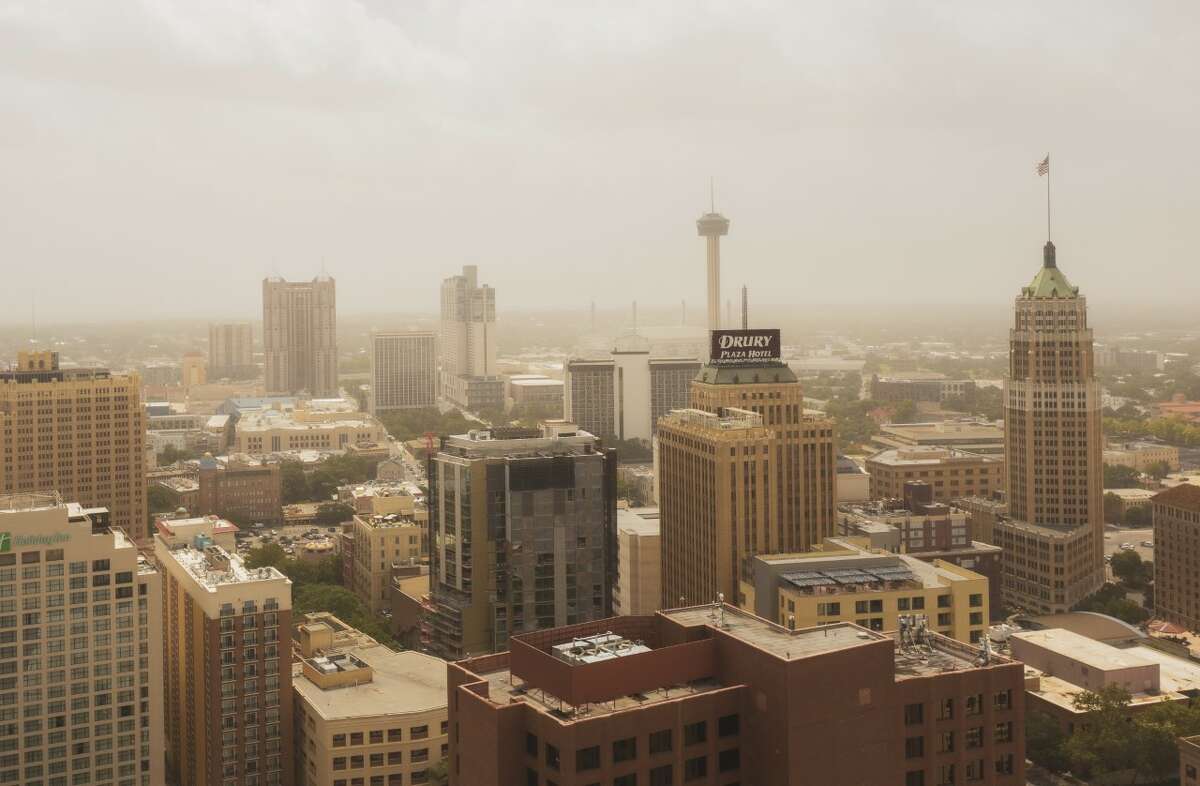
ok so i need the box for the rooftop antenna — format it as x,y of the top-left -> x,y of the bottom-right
741,285 -> 748,330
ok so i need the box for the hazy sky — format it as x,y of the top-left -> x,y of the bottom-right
2,1 -> 1198,323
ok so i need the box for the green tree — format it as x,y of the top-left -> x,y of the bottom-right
316,502 -> 355,527
1103,492 -> 1123,525
1144,460 -> 1171,480
244,543 -> 288,570
157,444 -> 198,466
1025,710 -> 1069,773
1122,505 -> 1151,528
1061,685 -> 1135,779
147,484 -> 176,514
1103,463 -> 1141,488
427,758 -> 449,786
1073,583 -> 1150,625
281,461 -> 309,504
890,399 -> 919,424
1109,550 -> 1144,585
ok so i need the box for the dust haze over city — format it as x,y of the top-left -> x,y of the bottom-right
4,3 -> 1200,786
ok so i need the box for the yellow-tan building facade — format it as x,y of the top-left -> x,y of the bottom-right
350,510 -> 428,614
0,351 -> 148,540
867,447 -> 1003,503
744,538 -> 990,644
293,616 -> 447,786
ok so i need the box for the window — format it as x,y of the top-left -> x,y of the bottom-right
937,699 -> 953,721
526,768 -> 538,786
995,754 -> 1013,775
545,744 -> 559,771
937,764 -> 955,785
649,729 -> 672,755
683,756 -> 707,782
576,747 -> 600,772
816,602 -> 840,616
718,748 -> 740,772
904,703 -> 924,726
937,595 -> 951,609
333,734 -> 346,747
683,721 -> 706,746
906,771 -> 925,786
965,727 -> 983,749
969,612 -> 983,626
718,714 -> 739,737
905,737 -> 924,759
869,599 -> 883,613
937,613 -> 952,627
855,601 -> 868,614
965,694 -> 982,716
526,733 -> 538,757
969,594 -> 982,607
614,775 -> 636,786
994,722 -> 1012,744
938,732 -> 954,754
898,598 -> 910,611
613,737 -> 636,763
649,764 -> 673,786
911,597 -> 925,610
993,690 -> 1011,710
965,759 -> 984,782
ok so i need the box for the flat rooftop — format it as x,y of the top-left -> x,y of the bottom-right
879,420 -> 1004,440
1011,629 -> 1154,671
870,447 -> 999,466
294,645 -> 447,720
663,606 -> 883,660
165,544 -> 286,590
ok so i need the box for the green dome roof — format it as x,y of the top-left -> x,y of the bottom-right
1022,241 -> 1079,299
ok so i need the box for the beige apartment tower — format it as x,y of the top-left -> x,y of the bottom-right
994,242 -> 1104,613
657,351 -> 837,608
0,493 -> 164,786
370,331 -> 437,414
263,277 -> 338,397
0,351 -> 148,540
156,516 -> 294,786
209,322 -> 256,380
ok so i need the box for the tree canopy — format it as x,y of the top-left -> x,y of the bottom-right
1072,583 -> 1149,625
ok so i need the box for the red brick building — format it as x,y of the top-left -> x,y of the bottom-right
448,606 -> 1025,786
197,456 -> 283,525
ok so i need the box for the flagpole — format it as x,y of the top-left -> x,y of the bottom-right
1046,153 -> 1051,242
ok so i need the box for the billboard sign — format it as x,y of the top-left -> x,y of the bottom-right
709,329 -> 781,366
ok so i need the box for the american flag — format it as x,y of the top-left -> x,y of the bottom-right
1037,155 -> 1050,176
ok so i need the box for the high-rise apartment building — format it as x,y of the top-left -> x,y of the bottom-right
182,352 -> 208,388
657,330 -> 836,607
448,607 -> 1025,786
370,331 -> 437,414
992,242 -> 1104,613
209,323 -> 256,380
1152,484 -> 1200,631
439,265 -> 501,410
424,422 -> 617,659
293,614 -> 448,786
155,516 -> 293,786
0,493 -> 164,786
564,336 -> 701,442
262,276 -> 337,397
0,351 -> 148,540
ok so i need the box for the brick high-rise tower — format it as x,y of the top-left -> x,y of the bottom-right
994,241 -> 1104,613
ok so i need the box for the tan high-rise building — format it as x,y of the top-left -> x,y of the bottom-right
209,322 -> 256,380
658,345 -> 837,607
0,493 -> 164,786
993,242 -> 1104,613
1151,484 -> 1200,631
156,515 -> 294,786
182,351 -> 208,388
263,276 -> 338,397
0,351 -> 148,540
370,331 -> 437,414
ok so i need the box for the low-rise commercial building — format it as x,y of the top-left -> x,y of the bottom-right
293,614 -> 447,786
1153,485 -> 1200,632
351,511 -> 428,614
235,403 -> 388,454
744,538 -> 990,643
870,374 -> 975,403
198,454 -> 284,525
615,507 -> 661,616
1104,440 -> 1181,472
448,607 -> 1026,786
506,375 -> 564,412
868,447 -> 1003,503
1012,627 -> 1200,732
872,419 -> 1005,457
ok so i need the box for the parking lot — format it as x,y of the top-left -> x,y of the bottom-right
234,523 -> 343,559
1102,524 -> 1153,580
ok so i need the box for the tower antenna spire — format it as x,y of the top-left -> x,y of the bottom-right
1037,154 -> 1051,242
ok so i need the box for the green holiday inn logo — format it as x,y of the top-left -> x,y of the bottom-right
0,532 -> 68,552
